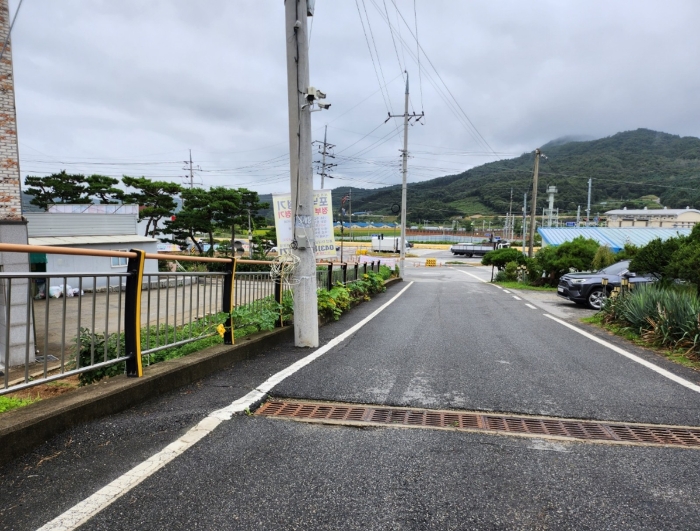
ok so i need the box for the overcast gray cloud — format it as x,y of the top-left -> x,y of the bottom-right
9,0 -> 700,195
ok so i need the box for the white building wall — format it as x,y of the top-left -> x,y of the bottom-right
44,242 -> 159,290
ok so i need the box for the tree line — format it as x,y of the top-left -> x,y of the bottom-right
23,172 -> 268,255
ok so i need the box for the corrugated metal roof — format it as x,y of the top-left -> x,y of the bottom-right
538,227 -> 691,252
605,208 -> 700,216
28,235 -> 158,246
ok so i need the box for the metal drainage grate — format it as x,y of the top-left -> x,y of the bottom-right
256,400 -> 700,448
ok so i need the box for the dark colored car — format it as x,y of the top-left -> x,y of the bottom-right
557,260 -> 655,310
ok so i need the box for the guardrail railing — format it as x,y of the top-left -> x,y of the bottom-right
0,244 -> 274,395
0,244 -> 383,395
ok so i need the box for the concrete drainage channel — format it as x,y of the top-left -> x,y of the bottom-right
257,399 -> 700,449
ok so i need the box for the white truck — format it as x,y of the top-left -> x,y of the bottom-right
371,236 -> 412,252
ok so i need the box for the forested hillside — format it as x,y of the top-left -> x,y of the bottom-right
306,129 -> 700,223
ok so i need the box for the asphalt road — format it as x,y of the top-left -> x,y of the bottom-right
2,266 -> 700,530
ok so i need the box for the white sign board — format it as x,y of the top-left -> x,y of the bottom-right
272,190 -> 337,259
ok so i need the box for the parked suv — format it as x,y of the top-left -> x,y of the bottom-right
557,260 -> 655,310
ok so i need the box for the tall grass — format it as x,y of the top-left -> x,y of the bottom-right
602,284 -> 700,354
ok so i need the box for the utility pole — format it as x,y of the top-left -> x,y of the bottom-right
577,205 -> 581,226
188,149 -> 194,189
586,178 -> 592,227
314,125 -> 336,188
182,149 -> 202,189
387,72 -> 424,278
285,0 -> 318,348
528,149 -> 541,258
522,193 -> 527,256
247,209 -> 253,259
508,188 -> 514,240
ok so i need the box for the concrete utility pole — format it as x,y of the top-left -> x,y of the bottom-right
247,209 -> 253,259
528,149 -> 541,258
521,193 -> 527,256
285,0 -> 318,347
586,178 -> 592,226
315,125 -> 336,188
508,188 -> 514,240
387,72 -> 424,278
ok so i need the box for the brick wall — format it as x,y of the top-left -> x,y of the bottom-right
0,0 -> 22,221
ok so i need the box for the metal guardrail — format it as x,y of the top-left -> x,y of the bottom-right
0,244 -> 384,395
0,243 -> 274,395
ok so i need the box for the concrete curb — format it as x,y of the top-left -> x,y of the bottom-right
0,326 -> 293,467
0,276 -> 403,467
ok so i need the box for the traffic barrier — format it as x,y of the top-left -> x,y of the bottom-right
425,258 -> 437,267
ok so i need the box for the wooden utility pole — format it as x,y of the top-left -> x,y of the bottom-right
285,0 -> 318,347
528,149 -> 541,258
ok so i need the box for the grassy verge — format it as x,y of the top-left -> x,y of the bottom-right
493,281 -> 557,292
581,314 -> 700,372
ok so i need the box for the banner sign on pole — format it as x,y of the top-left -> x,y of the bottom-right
272,190 -> 337,259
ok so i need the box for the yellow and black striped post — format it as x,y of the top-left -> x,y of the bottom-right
222,257 -> 237,345
125,249 -> 145,377
274,273 -> 284,328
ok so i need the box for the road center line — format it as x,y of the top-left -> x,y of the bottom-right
453,268 -> 487,283
525,303 -> 537,309
36,282 -> 415,531
544,313 -> 700,394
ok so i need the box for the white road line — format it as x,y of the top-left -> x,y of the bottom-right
544,314 -> 700,394
37,282 -> 415,531
525,303 -> 537,309
453,268 -> 487,283
502,289 -> 511,293
512,295 -> 522,301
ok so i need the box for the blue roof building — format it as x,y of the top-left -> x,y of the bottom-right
538,227 -> 691,253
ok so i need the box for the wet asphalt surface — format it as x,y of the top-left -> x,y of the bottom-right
2,264 -> 700,530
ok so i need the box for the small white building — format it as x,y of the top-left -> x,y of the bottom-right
25,206 -> 159,289
605,206 -> 700,228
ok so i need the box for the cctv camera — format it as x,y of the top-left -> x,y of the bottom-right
317,100 -> 331,110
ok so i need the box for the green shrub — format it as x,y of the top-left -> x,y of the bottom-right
592,245 -> 616,270
378,265 -> 393,280
482,248 -> 525,270
535,236 -> 600,286
504,261 -> 519,281
602,284 -> 700,354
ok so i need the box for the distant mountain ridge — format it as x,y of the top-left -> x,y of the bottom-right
337,128 -> 700,222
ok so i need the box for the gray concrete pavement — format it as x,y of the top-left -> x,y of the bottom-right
2,269 -> 700,530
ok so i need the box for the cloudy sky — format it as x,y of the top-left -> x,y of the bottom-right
9,0 -> 700,196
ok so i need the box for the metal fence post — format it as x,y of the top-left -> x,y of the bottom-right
125,249 -> 145,377
222,257 -> 237,344
327,262 -> 333,291
363,263 -> 367,275
342,263 -> 348,285
377,260 -> 380,273
274,274 -> 284,328
354,263 -> 359,281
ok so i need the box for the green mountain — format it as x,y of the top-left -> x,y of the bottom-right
325,128 -> 700,223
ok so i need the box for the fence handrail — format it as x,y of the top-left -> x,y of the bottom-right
0,243 -> 277,265
0,243 -> 381,394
